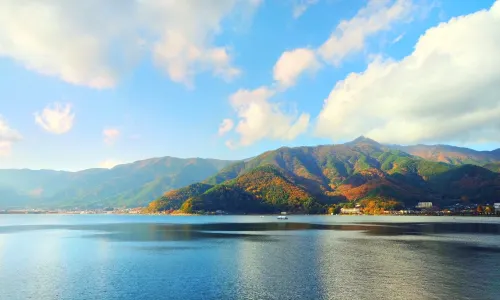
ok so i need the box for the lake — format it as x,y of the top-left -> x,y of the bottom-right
1,215 -> 500,300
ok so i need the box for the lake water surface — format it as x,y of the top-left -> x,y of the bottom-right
1,215 -> 500,300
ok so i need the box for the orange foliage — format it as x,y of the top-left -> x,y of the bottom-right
358,199 -> 401,215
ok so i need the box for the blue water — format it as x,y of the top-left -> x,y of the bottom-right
1,215 -> 500,300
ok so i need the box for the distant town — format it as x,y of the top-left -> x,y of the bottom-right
0,207 -> 143,215
339,202 -> 500,216
1,202 -> 500,216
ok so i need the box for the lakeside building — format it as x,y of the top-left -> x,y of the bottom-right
416,202 -> 433,209
341,207 -> 361,214
494,203 -> 500,213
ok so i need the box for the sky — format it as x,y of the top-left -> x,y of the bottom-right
0,0 -> 499,171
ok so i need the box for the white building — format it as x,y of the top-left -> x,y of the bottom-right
341,207 -> 361,214
416,202 -> 433,209
494,203 -> 500,213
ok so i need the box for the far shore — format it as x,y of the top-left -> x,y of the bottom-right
3,211 -> 499,218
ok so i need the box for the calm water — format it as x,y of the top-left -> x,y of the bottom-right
1,215 -> 500,300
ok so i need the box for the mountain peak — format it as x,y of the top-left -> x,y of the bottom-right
346,136 -> 381,146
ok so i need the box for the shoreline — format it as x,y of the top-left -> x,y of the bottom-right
2,211 -> 499,218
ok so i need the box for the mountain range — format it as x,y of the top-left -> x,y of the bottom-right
2,137 -> 500,211
0,157 -> 234,209
146,137 -> 500,214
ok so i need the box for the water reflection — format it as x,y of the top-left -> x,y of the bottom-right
2,221 -> 500,239
2,219 -> 500,299
315,234 -> 500,299
235,231 -> 326,300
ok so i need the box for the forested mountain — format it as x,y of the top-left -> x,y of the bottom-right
484,163 -> 500,173
0,157 -> 234,209
147,137 -> 500,214
3,137 -> 500,211
389,144 -> 500,165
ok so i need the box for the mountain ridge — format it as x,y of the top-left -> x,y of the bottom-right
147,137 -> 500,214
0,157 -> 236,209
2,137 -> 500,210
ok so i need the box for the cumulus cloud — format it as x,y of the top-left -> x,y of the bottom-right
227,87 -> 310,147
0,117 -> 22,156
318,0 -> 414,65
273,48 -> 320,88
0,0 -> 137,88
272,0 -> 414,89
103,128 -> 121,145
35,103 -> 75,134
0,0 -> 260,88
293,0 -> 318,18
218,119 -> 235,136
149,0 -> 251,86
315,1 -> 500,145
99,159 -> 123,169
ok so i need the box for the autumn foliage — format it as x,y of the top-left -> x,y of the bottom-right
146,137 -> 500,214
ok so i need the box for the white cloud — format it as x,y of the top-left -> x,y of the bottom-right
318,0 -> 414,65
315,1 -> 500,145
218,119 -> 235,136
103,128 -> 121,145
273,48 -> 320,88
0,0 -> 261,88
99,159 -> 123,169
151,1 -> 246,87
225,140 -> 237,150
0,117 -> 22,142
221,0 -> 421,144
392,33 -> 405,44
0,141 -> 12,157
228,86 -> 310,147
0,116 -> 22,156
35,103 -> 75,134
293,0 -> 318,19
0,0 -> 135,88
272,0 -> 414,89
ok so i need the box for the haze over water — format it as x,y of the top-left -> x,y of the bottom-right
1,215 -> 500,300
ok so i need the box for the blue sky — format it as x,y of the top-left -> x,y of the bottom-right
0,0 -> 499,171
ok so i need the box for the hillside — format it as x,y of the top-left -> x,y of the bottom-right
3,137 -> 499,211
148,137 -> 500,214
483,162 -> 500,173
186,165 -> 323,214
0,157 -> 234,209
145,183 -> 213,212
390,144 -> 500,165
